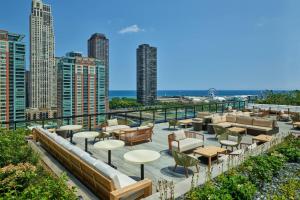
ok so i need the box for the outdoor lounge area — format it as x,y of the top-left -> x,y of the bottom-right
30,110 -> 294,199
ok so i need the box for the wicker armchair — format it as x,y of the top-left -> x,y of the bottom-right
168,119 -> 178,130
168,130 -> 204,152
218,132 -> 242,151
213,125 -> 228,139
172,150 -> 199,177
291,113 -> 300,129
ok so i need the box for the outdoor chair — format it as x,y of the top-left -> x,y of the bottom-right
93,131 -> 111,143
168,119 -> 178,130
168,130 -> 204,152
217,142 -> 257,163
218,132 -> 242,151
213,125 -> 228,139
291,113 -> 300,129
172,150 -> 199,177
277,110 -> 290,122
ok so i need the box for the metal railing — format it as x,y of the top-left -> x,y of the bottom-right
3,101 -> 247,130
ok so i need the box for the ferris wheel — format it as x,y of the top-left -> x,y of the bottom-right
208,88 -> 217,99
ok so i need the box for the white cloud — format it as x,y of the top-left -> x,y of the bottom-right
118,24 -> 144,34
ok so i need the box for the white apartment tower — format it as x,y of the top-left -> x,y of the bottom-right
30,0 -> 56,110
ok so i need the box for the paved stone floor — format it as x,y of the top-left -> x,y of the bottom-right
72,119 -> 293,190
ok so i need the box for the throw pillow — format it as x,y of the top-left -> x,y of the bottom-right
174,130 -> 186,141
107,119 -> 118,126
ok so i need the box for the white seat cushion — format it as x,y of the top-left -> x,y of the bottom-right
105,125 -> 130,132
93,160 -> 136,189
81,154 -> 98,166
214,122 -> 232,128
172,138 -> 203,152
220,140 -> 238,146
70,145 -> 90,158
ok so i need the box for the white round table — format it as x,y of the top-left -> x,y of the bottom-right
60,125 -> 82,144
73,131 -> 99,152
94,140 -> 125,168
124,149 -> 160,180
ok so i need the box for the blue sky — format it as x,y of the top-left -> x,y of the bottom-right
1,0 -> 300,90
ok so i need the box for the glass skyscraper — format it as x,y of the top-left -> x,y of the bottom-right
30,0 -> 56,110
88,33 -> 109,111
0,30 -> 26,128
137,44 -> 157,105
57,52 -> 106,127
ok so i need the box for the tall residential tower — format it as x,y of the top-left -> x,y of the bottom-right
30,0 -> 56,111
57,52 -> 106,127
0,30 -> 26,128
136,44 -> 157,105
88,33 -> 109,111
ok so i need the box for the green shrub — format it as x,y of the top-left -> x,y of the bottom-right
0,129 -> 38,167
271,178 -> 300,200
21,173 -> 77,200
216,172 -> 256,200
241,154 -> 285,186
186,172 -> 256,200
186,182 -> 232,200
0,163 -> 37,194
0,129 -> 77,199
275,135 -> 300,162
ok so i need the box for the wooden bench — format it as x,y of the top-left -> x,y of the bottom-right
32,128 -> 152,200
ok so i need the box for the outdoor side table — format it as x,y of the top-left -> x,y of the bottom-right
193,146 -> 227,170
124,149 -> 160,180
94,140 -> 125,168
178,119 -> 193,128
60,125 -> 82,144
192,120 -> 203,131
73,131 -> 99,152
252,134 -> 272,144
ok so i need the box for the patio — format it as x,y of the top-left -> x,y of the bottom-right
70,120 -> 292,190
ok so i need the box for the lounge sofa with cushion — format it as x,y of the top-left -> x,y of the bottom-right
168,130 -> 204,152
119,125 -> 154,146
102,119 -> 131,133
207,115 -> 279,136
33,127 -> 152,200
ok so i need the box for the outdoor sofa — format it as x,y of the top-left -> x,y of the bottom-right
168,130 -> 204,152
207,114 -> 279,136
32,127 -> 152,200
119,125 -> 154,146
102,119 -> 130,133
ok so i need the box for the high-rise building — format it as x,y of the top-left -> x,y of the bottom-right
88,33 -> 109,111
30,0 -> 56,111
0,30 -> 26,128
136,44 -> 157,105
57,52 -> 106,127
25,70 -> 30,108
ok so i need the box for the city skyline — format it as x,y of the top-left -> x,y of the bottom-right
1,0 -> 300,90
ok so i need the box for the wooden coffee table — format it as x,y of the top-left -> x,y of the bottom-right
293,122 -> 300,129
193,146 -> 227,169
228,127 -> 247,135
252,134 -> 272,144
179,119 -> 193,128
